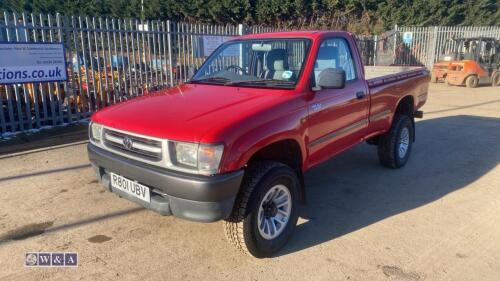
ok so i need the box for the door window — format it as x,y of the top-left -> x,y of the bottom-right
313,38 -> 357,86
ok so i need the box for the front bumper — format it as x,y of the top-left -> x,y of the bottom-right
87,143 -> 244,222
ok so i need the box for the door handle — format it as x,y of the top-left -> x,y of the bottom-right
356,91 -> 366,99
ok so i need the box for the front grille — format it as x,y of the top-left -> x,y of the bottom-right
103,129 -> 163,161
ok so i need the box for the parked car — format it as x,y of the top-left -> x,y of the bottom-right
87,31 -> 429,257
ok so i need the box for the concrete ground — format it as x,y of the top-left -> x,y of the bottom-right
0,83 -> 499,281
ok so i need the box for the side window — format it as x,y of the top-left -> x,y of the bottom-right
314,38 -> 357,85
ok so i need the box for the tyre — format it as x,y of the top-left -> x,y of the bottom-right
223,161 -> 300,258
377,114 -> 414,169
465,75 -> 479,88
430,75 -> 438,83
492,72 -> 500,87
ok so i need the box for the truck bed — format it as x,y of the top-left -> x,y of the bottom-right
364,66 -> 427,87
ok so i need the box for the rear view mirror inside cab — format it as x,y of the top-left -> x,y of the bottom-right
252,43 -> 272,51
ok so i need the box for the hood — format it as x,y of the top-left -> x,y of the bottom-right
92,83 -> 293,142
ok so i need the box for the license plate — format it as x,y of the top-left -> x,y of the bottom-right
110,173 -> 150,203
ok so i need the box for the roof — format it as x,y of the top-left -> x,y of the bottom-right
238,30 -> 351,40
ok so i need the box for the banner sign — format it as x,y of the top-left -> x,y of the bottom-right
0,42 -> 68,84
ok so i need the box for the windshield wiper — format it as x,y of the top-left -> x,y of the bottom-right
225,79 -> 294,86
189,76 -> 231,84
190,77 -> 295,87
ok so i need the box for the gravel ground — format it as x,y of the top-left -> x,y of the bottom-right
0,83 -> 499,281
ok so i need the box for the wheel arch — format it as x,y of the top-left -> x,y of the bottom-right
395,95 -> 414,117
393,95 -> 415,142
246,138 -> 306,204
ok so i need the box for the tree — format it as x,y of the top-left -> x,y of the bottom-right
462,0 -> 500,25
1,0 -> 498,33
1,0 -> 29,13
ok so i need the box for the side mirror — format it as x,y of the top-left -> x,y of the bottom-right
313,68 -> 346,91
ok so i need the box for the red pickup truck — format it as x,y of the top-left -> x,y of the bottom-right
88,31 -> 429,257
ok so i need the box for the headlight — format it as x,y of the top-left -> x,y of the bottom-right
89,122 -> 103,142
174,142 -> 198,167
170,141 -> 224,175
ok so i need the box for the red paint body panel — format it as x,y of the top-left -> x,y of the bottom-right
91,31 -> 429,174
92,83 -> 297,142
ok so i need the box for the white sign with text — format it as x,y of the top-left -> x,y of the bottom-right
202,36 -> 237,56
0,43 -> 67,84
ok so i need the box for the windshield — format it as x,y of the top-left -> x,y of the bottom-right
191,38 -> 311,88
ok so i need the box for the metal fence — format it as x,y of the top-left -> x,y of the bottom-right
371,25 -> 500,68
0,13 -> 296,137
1,11 -> 499,137
0,12 -> 248,135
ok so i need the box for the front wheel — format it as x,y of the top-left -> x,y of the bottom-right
223,161 -> 300,258
377,114 -> 414,169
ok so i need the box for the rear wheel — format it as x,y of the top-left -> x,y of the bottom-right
223,161 -> 300,258
377,114 -> 414,169
492,72 -> 500,87
466,75 -> 479,88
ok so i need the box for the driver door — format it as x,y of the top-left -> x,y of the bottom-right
307,37 -> 369,167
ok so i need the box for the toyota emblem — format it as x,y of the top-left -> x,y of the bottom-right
123,137 -> 133,150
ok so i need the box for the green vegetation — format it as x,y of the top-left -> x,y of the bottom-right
1,0 -> 499,33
